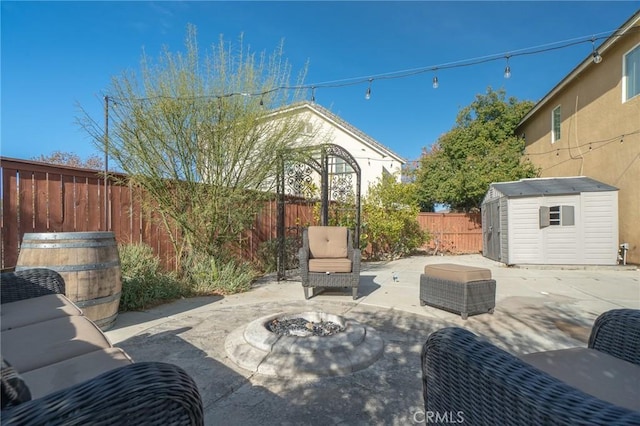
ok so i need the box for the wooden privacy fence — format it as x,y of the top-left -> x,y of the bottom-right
1,157 -> 483,270
1,157 -> 180,270
1,157 -> 318,271
417,212 -> 482,254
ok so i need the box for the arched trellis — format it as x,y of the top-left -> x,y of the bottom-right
276,143 -> 361,280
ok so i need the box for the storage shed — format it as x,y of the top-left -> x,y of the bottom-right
482,177 -> 618,265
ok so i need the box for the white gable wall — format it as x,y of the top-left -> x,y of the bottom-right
294,109 -> 401,197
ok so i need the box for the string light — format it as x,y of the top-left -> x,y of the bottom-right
591,39 -> 603,64
106,27 -> 637,105
311,86 -> 316,102
521,130 -> 639,157
504,56 -> 511,79
432,75 -> 439,89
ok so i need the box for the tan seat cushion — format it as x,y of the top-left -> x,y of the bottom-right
308,226 -> 348,259
1,294 -> 83,331
22,347 -> 133,399
521,347 -> 640,411
1,315 -> 113,373
423,263 -> 492,282
309,258 -> 353,273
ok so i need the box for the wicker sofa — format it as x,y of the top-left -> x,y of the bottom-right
421,309 -> 640,425
1,268 -> 204,425
298,226 -> 361,300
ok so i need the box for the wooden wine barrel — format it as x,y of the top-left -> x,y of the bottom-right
16,232 -> 122,330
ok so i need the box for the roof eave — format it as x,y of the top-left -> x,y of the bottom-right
292,101 -> 407,164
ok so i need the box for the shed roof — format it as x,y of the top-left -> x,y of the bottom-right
491,177 -> 618,198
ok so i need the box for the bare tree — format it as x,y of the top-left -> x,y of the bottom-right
33,151 -> 103,170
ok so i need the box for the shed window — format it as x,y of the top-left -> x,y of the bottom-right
623,43 -> 640,102
540,205 -> 574,228
551,106 -> 561,143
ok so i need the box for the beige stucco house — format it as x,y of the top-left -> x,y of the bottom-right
277,101 -> 405,196
516,11 -> 640,265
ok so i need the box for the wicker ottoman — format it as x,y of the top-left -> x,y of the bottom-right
420,263 -> 496,319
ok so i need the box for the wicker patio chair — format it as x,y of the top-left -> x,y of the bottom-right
1,361 -> 204,425
421,309 -> 640,425
298,226 -> 361,300
1,268 -> 67,304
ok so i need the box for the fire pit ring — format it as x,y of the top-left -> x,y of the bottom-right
225,311 -> 384,377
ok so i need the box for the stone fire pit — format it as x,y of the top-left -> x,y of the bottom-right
224,312 -> 384,377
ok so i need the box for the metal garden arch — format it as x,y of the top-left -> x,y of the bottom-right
276,143 -> 361,280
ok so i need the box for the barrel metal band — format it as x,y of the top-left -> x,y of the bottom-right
74,291 -> 122,308
20,241 -> 116,249
21,232 -> 115,240
92,312 -> 119,329
16,260 -> 120,272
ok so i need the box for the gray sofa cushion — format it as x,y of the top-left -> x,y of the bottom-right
1,315 -> 112,373
1,294 -> 82,331
22,348 -> 133,399
521,347 -> 640,411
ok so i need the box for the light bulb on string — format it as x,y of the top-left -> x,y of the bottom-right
365,79 -> 372,100
432,75 -> 439,89
504,56 -> 511,79
591,39 -> 602,64
311,86 -> 316,102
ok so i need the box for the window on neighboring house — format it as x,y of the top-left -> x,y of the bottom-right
302,122 -> 314,134
623,43 -> 640,102
539,205 -> 575,228
332,157 -> 349,174
551,106 -> 561,143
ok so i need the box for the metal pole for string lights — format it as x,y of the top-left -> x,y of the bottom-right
104,95 -> 109,231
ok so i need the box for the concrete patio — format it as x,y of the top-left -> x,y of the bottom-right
105,254 -> 639,425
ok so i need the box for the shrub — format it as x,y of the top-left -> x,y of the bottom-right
362,174 -> 429,260
118,243 -> 188,311
256,237 -> 300,273
119,243 -> 160,280
182,251 -> 257,295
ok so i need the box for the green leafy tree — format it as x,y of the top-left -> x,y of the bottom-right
416,87 -> 539,212
33,151 -> 104,170
362,173 -> 427,260
80,26 -> 317,261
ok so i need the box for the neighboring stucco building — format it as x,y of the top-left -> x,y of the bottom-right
516,11 -> 640,265
277,101 -> 405,196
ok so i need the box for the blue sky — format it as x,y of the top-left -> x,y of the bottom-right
2,1 -> 639,164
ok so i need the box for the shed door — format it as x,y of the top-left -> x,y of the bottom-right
483,200 -> 500,261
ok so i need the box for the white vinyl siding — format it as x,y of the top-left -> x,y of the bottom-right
541,196 -> 579,264
551,105 -> 561,143
506,193 -> 617,265
508,198 -> 544,264
581,191 -> 619,264
623,43 -> 640,102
